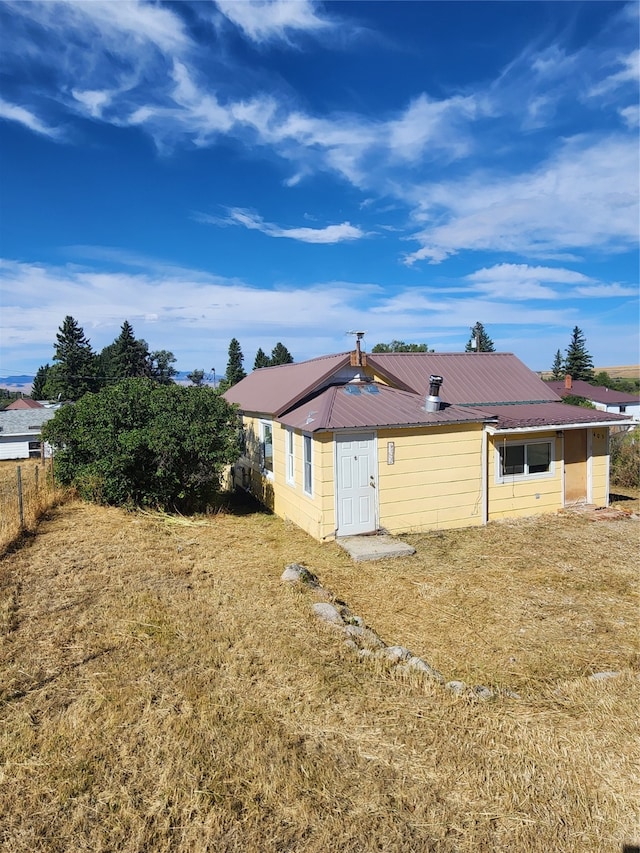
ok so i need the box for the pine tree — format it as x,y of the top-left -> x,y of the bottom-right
551,349 -> 564,379
223,338 -> 246,388
109,321 -> 150,380
564,326 -> 594,381
31,364 -> 51,399
253,348 -> 271,369
465,322 -> 495,352
270,342 -> 294,365
47,316 -> 97,401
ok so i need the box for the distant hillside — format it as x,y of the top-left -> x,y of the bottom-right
0,372 -> 215,393
538,365 -> 640,381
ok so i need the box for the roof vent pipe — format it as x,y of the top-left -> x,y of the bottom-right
425,374 -> 443,412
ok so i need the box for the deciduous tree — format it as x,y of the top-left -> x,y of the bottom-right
42,378 -> 240,512
372,341 -> 432,353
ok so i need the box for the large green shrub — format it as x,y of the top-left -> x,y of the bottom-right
42,378 -> 240,512
609,428 -> 640,490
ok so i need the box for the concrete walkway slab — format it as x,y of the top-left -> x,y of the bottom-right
336,534 -> 416,562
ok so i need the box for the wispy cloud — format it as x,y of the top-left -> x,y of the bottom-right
0,97 -> 60,138
403,136 -> 639,265
215,0 -> 332,43
198,208 -> 366,244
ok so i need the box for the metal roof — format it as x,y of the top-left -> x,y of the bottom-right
487,402 -> 632,431
546,379 -> 640,406
223,352 -> 350,415
367,352 -> 561,405
278,383 -> 495,432
224,350 -> 633,433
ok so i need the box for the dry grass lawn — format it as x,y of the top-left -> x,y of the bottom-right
0,497 -> 638,852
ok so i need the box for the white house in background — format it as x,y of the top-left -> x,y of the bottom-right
0,409 -> 57,460
547,377 -> 640,423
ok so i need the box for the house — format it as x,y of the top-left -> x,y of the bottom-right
0,409 -> 56,460
547,376 -> 640,423
223,347 -> 633,541
4,397 -> 44,410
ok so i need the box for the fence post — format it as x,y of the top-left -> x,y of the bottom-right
35,465 -> 39,492
17,465 -> 24,530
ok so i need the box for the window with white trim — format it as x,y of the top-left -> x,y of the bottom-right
286,428 -> 295,485
303,433 -> 313,496
496,439 -> 554,482
260,420 -> 274,477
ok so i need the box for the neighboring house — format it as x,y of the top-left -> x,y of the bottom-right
0,409 -> 56,460
547,376 -> 640,422
5,397 -> 43,410
223,348 -> 633,541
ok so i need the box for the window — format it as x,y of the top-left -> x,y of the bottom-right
619,405 -> 626,413
286,429 -> 295,485
260,420 -> 273,477
303,434 -> 313,496
496,439 -> 553,482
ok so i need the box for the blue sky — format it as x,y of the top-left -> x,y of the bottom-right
0,0 -> 638,380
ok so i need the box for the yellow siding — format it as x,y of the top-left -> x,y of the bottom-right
376,425 -> 484,533
590,428 -> 609,505
233,414 -> 615,541
488,433 -> 562,520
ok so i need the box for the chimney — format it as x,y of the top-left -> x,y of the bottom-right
565,374 -> 572,390
425,375 -> 443,412
349,331 -> 367,367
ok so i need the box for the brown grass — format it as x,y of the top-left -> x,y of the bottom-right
0,499 -> 638,852
0,458 -> 65,554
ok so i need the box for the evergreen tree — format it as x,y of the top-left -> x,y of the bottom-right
149,350 -> 178,385
270,342 -> 294,365
564,326 -> 594,381
551,349 -> 565,379
465,322 -> 495,352
47,315 -> 97,401
110,321 -> 150,380
372,341 -> 432,353
187,369 -> 205,386
222,338 -> 246,388
253,348 -> 271,369
32,364 -> 51,399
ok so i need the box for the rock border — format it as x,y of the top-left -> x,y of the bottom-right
282,563 -> 520,701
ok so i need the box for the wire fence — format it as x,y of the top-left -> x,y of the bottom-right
0,458 -> 64,554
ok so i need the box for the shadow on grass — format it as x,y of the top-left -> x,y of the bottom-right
610,492 -> 637,503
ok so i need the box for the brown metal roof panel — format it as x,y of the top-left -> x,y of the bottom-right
367,352 -> 561,405
278,384 -> 493,432
489,402 -> 633,430
223,353 -> 351,415
547,380 -> 640,405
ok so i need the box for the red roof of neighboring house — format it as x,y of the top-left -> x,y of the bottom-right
547,379 -> 640,406
5,397 -> 43,410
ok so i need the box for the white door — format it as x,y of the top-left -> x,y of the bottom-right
335,433 -> 377,536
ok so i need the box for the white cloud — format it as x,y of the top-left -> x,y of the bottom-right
202,208 -> 366,244
619,104 -> 640,128
215,0 -> 332,43
403,136 -> 639,265
588,48 -> 639,97
0,97 -> 60,137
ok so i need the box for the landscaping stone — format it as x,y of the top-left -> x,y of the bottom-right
446,680 -> 467,695
472,685 -> 495,700
404,655 -> 445,683
378,645 -> 412,662
589,670 -> 621,682
312,602 -> 344,625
